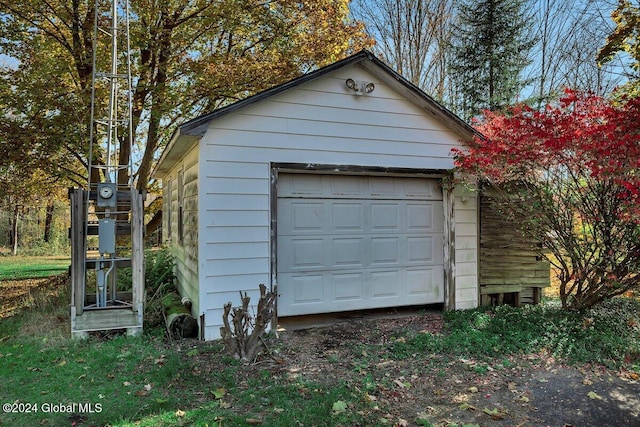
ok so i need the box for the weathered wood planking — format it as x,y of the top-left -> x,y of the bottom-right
479,188 -> 550,305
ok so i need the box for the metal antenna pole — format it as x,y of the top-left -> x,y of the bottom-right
70,0 -> 143,337
86,0 -> 134,308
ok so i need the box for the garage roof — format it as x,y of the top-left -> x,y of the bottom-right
154,50 -> 477,177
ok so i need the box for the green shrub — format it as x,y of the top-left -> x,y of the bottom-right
391,298 -> 640,367
114,248 -> 176,328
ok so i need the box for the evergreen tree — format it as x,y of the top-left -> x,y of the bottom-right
449,0 -> 535,120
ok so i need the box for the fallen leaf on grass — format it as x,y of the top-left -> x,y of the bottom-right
394,379 -> 411,388
211,388 -> 226,399
332,400 -> 348,414
482,407 -> 506,420
175,409 -> 185,418
459,403 -> 476,411
376,361 -> 394,368
587,391 -> 602,400
468,386 -> 479,393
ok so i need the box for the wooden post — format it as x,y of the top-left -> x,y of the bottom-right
269,165 -> 279,330
70,189 -> 86,316
131,189 -> 145,313
442,177 -> 456,310
533,287 -> 542,304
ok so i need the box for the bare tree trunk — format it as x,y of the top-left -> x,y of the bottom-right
43,202 -> 54,243
11,204 -> 19,256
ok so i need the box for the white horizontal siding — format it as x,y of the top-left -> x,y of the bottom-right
206,258 -> 269,276
202,211 -> 269,228
204,161 -> 270,179
201,194 -> 270,211
202,131 -> 455,161
201,177 -> 269,194
205,242 -> 269,259
211,114 -> 459,147
163,145 -> 200,320
249,98 -> 446,131
198,64 -> 476,339
202,145 -> 452,170
454,186 -> 478,309
205,226 -> 269,244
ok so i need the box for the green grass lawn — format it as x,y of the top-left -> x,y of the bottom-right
1,277 -> 639,427
0,256 -> 70,280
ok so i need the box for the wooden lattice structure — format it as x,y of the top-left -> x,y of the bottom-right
479,188 -> 550,306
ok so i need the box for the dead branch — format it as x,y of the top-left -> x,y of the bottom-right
220,284 -> 277,361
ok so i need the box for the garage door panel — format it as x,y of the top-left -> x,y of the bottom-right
291,239 -> 324,268
289,201 -> 324,232
369,178 -> 399,197
291,275 -> 324,304
371,237 -> 400,266
408,269 -> 444,301
371,270 -> 402,298
333,202 -> 365,231
277,174 -> 445,317
334,273 -> 364,301
371,203 -> 400,230
331,176 -> 363,197
287,174 -> 325,196
279,174 -> 444,201
405,179 -> 440,199
407,236 -> 437,264
407,202 -> 445,231
333,238 -> 365,267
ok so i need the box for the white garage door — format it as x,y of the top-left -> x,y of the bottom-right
277,174 -> 444,317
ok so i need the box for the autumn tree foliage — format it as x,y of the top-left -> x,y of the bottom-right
598,0 -> 640,74
0,0 -> 372,190
454,90 -> 640,309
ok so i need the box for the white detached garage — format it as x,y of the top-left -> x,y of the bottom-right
154,50 -> 480,340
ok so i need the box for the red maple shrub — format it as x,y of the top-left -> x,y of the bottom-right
454,89 -> 640,309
